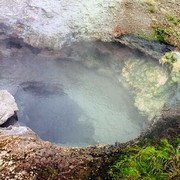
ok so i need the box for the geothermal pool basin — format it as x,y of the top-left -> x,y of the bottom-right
0,41 -> 155,146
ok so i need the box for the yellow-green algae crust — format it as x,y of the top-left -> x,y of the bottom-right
122,57 -> 170,121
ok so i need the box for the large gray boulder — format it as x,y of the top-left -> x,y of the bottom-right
0,90 -> 18,125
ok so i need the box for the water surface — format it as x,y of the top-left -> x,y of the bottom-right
0,42 -> 148,146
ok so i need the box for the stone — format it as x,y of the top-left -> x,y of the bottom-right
0,0 -> 153,49
0,90 -> 19,125
115,34 -> 175,59
0,0 -> 179,50
0,126 -> 36,137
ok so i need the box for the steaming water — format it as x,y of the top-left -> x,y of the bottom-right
0,43 -> 147,146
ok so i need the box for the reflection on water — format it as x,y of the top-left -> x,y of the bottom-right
0,42 -> 148,146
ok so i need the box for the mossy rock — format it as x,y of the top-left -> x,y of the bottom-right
160,51 -> 180,83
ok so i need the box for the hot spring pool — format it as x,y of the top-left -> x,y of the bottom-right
0,41 -> 149,146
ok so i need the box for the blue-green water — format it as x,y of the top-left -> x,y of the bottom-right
0,43 -> 148,146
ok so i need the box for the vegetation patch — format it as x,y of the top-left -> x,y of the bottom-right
148,4 -> 156,13
154,27 -> 168,43
152,14 -> 180,48
160,51 -> 180,83
108,138 -> 180,179
166,15 -> 180,26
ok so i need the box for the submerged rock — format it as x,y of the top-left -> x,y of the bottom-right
0,90 -> 18,125
19,81 -> 64,97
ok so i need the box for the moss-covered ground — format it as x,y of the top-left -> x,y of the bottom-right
104,116 -> 180,179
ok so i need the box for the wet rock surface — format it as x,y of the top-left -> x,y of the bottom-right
115,34 -> 175,59
0,134 -> 116,179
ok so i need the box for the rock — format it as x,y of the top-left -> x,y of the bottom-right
115,34 -> 175,59
0,125 -> 37,137
0,0 -> 179,50
0,90 -> 19,125
0,0 -> 153,49
0,133 -> 117,179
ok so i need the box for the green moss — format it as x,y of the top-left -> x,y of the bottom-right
148,5 -> 156,13
160,51 -> 180,83
154,27 -> 168,42
138,14 -> 179,46
136,32 -> 157,41
152,14 -> 180,46
108,138 -> 180,179
166,15 -> 180,26
160,51 -> 179,65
